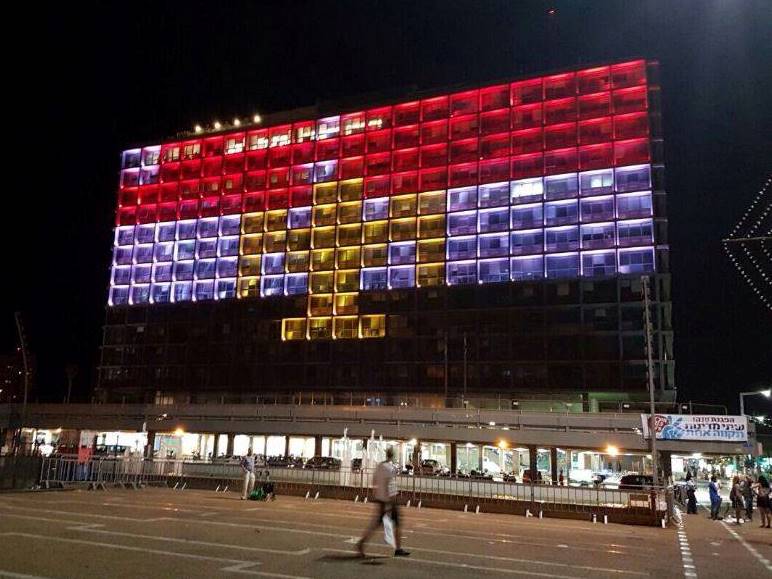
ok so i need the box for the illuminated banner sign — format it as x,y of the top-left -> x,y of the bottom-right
641,414 -> 748,442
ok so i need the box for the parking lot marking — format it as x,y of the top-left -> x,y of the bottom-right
349,540 -> 648,575
0,571 -> 54,579
720,522 -> 772,572
676,527 -> 697,579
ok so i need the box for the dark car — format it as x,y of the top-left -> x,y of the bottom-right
619,474 -> 654,491
304,456 -> 341,470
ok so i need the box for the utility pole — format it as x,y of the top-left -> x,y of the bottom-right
443,330 -> 449,404
641,277 -> 659,486
14,312 -> 30,455
462,332 -> 468,405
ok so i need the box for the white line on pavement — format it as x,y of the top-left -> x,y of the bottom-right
0,571 -> 56,579
719,521 -> 772,573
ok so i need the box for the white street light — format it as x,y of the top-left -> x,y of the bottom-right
739,388 -> 772,416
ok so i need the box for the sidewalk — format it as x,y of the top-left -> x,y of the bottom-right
679,506 -> 772,578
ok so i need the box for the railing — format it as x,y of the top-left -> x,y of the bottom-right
38,456 -> 666,518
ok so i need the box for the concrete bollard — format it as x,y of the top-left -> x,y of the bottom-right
354,495 -> 359,503
525,509 -> 531,517
661,518 -> 666,528
314,491 -> 320,500
475,505 -> 480,514
592,513 -> 597,523
406,499 -> 411,508
603,515 -> 608,525
363,497 -> 368,503
538,510 -> 543,519
464,504 -> 468,512
305,491 -> 310,500
417,500 -> 422,509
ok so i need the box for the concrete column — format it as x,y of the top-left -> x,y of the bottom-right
144,432 -> 156,459
314,435 -> 322,457
528,446 -> 538,482
283,436 -> 289,458
212,434 -> 220,458
550,447 -> 558,485
226,434 -> 235,456
478,444 -> 484,472
450,442 -> 457,474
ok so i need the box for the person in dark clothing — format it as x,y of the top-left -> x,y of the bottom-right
686,479 -> 698,514
742,475 -> 754,522
708,475 -> 722,520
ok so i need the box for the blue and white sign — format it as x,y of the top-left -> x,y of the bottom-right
641,414 -> 748,442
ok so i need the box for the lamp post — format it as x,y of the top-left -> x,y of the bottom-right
739,389 -> 771,416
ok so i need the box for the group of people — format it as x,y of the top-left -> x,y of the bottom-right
240,448 -> 275,501
707,472 -> 771,527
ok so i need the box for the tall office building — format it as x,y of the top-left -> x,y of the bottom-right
99,59 -> 674,409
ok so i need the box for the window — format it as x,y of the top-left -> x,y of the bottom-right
478,208 -> 509,232
544,200 -> 578,226
544,173 -> 579,200
581,223 -> 615,249
112,266 -> 131,285
336,246 -> 360,269
579,169 -> 614,196
545,226 -> 579,252
448,186 -> 477,211
153,263 -> 173,282
219,215 -> 241,236
197,218 -> 219,239
447,261 -> 477,285
580,196 -> 614,222
286,251 -> 310,272
361,267 -> 387,290
582,251 -> 616,277
154,242 -> 174,262
130,285 -> 150,305
417,263 -> 444,287
195,259 -> 216,279
218,236 -> 240,257
417,239 -> 445,263
151,283 -> 171,304
479,258 -> 509,283
617,219 -> 653,246
216,279 -> 237,299
308,317 -> 333,339
478,182 -> 509,208
283,318 -> 307,341
363,198 -> 389,221
511,229 -> 543,255
478,233 -> 509,257
132,265 -> 151,284
447,236 -> 477,260
511,256 -> 544,280
195,239 -> 217,259
617,192 -> 652,219
418,191 -> 446,214
389,265 -> 415,289
311,249 -> 334,271
362,244 -> 388,267
133,244 -> 154,264
511,204 -> 543,229
389,242 -> 416,265
615,164 -> 651,192
262,253 -> 285,275
447,211 -> 477,236
511,178 -> 544,204
172,281 -> 192,302
360,315 -> 386,338
546,253 -> 580,279
216,257 -> 238,278
334,317 -> 359,339
335,269 -> 359,292
194,280 -> 214,301
618,248 -> 655,274
289,207 -> 311,229
174,260 -> 194,281
261,275 -> 285,297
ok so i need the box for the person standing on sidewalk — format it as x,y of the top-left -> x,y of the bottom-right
742,474 -> 754,522
708,475 -> 722,520
730,475 -> 744,524
357,447 -> 410,558
755,475 -> 770,528
241,448 -> 256,500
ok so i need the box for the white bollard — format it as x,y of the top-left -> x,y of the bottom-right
314,491 -> 320,500
538,510 -> 543,519
417,500 -> 422,509
661,518 -> 666,528
215,485 -> 221,492
592,513 -> 597,523
475,505 -> 480,514
603,514 -> 608,525
305,491 -> 310,500
354,495 -> 359,503
464,504 -> 468,512
406,499 -> 411,508
363,497 -> 368,503
525,509 -> 531,517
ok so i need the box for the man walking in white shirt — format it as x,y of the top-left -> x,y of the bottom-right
241,448 -> 256,500
357,447 -> 410,557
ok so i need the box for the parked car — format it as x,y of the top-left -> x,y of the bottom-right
303,456 -> 341,470
619,474 -> 654,491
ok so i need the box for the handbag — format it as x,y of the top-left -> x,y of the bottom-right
382,513 -> 396,548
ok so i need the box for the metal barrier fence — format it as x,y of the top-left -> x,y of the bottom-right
38,457 -> 665,515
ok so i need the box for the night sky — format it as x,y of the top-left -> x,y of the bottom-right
8,0 -> 771,412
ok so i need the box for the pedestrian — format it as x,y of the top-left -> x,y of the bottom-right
558,468 -> 565,486
356,447 -> 410,558
686,477 -> 698,514
742,474 -> 754,522
730,475 -> 743,524
755,475 -> 770,529
708,475 -> 722,520
241,448 -> 256,500
263,469 -> 275,501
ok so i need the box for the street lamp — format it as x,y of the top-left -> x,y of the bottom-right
739,389 -> 771,416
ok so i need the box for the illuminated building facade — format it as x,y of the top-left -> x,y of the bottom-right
99,59 -> 674,407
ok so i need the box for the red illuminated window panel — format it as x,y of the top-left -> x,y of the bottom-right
340,157 -> 365,179
579,93 -> 611,120
544,73 -> 576,100
393,148 -> 419,172
579,117 -> 613,145
480,85 -> 510,112
420,144 -> 448,168
366,107 -> 392,131
291,186 -> 312,207
159,183 -> 179,203
366,130 -> 392,153
450,115 -> 479,140
613,138 -> 650,166
160,163 -> 181,183
267,189 -> 290,209
579,143 -> 613,170
544,123 -> 577,150
243,192 -> 265,213
450,139 -> 478,164
119,188 -> 138,206
316,138 -> 340,161
158,203 -> 177,222
118,206 -> 137,226
180,180 -> 201,199
223,154 -> 245,174
614,112 -> 649,140
200,196 -> 220,217
392,171 -> 419,194
611,60 -> 647,89
342,135 -> 365,157
202,137 -> 223,157
421,120 -> 448,145
366,153 -> 391,175
292,142 -> 314,165
246,150 -> 268,171
613,86 -> 647,114
269,145 -> 291,168
450,91 -> 478,117
202,157 -> 222,177
480,134 -> 510,159
419,167 -> 447,190
511,128 -> 543,155
394,102 -> 420,126
577,66 -> 611,95
178,200 -> 198,219
544,98 -> 576,125
138,185 -> 159,204
394,125 -> 420,149
544,147 -> 578,175
480,110 -> 510,135
421,96 -> 449,121
181,160 -> 201,180
512,153 -> 544,179
269,168 -> 290,189
202,177 -> 221,195
511,78 -> 543,105
479,158 -> 510,184
137,204 -> 157,223
245,171 -> 266,192
449,162 -> 478,187
512,104 -> 543,130
364,175 -> 390,198
221,194 -> 243,214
